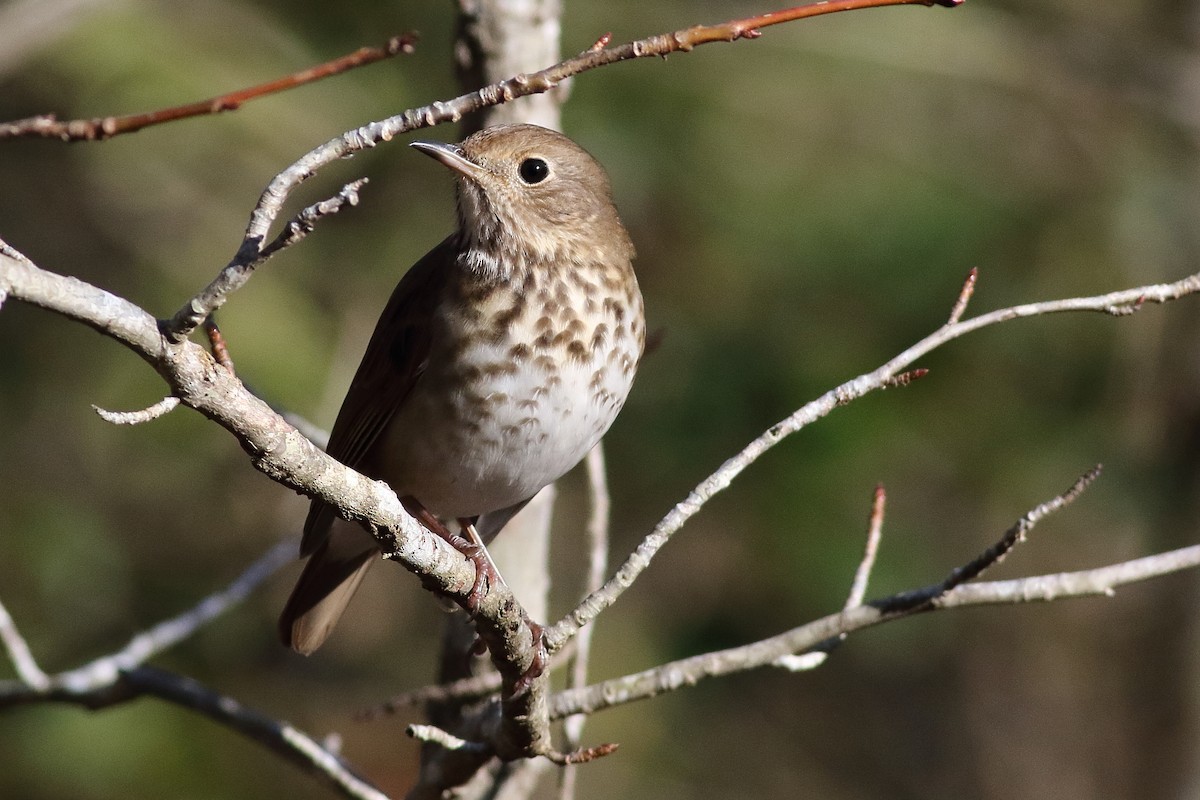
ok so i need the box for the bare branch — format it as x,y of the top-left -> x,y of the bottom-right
0,540 -> 294,705
124,668 -> 389,800
0,34 -> 418,141
774,484 -> 886,673
948,267 -> 978,324
260,178 -> 369,261
847,484 -> 886,610
549,498 -> 1198,722
162,0 -> 962,343
560,445 -> 612,799
92,395 -> 180,425
544,272 -> 1200,652
204,316 -> 236,373
0,538 -> 384,799
878,465 -> 1102,613
165,178 -> 369,340
0,599 -> 48,690
358,673 -> 504,721
408,724 -> 491,754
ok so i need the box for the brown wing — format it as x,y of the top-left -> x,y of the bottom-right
300,235 -> 455,556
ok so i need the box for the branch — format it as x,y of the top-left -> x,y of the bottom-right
0,539 -> 386,799
124,667 -> 389,800
547,472 -> 1200,720
0,540 -> 294,707
161,0 -> 961,342
0,240 -> 554,761
560,446 -> 613,800
165,178 -> 370,339
92,395 -> 180,425
0,34 -> 418,141
544,272 -> 1200,651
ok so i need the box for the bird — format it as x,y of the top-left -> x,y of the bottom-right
279,123 -> 645,656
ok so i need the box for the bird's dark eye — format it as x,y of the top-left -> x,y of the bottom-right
518,157 -> 550,184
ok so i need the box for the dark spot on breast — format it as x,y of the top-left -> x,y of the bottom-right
509,343 -> 531,361
492,302 -> 523,331
567,340 -> 588,361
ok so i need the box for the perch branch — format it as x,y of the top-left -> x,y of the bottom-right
163,0 -> 962,341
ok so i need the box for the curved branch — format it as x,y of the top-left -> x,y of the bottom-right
0,34 -> 418,142
544,272 -> 1200,651
0,240 -> 554,761
163,0 -> 961,340
548,515 -> 1200,721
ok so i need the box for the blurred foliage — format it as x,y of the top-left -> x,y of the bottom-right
2,0 -> 1200,798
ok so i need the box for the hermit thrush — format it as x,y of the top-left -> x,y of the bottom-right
280,124 -> 644,655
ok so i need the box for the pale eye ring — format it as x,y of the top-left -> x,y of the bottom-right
518,157 -> 550,184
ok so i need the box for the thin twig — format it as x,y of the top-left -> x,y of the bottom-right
0,34 -> 418,141
0,540 -> 294,704
205,316 -> 235,373
357,672 -> 503,720
408,724 -> 491,753
775,483 -> 886,672
948,267 -> 978,324
548,474 -> 1193,722
544,270 -> 1200,652
166,178 -> 368,339
123,667 -> 388,800
0,599 -> 48,689
878,465 -> 1102,612
92,396 -> 180,425
847,484 -> 886,610
164,0 -> 961,341
560,445 -> 612,800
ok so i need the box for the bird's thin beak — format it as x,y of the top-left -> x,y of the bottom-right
410,140 -> 487,181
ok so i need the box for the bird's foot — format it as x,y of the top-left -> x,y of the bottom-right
510,617 -> 547,698
455,519 -> 503,612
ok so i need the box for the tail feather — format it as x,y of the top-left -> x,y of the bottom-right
279,525 -> 377,655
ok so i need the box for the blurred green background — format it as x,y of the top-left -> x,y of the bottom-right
3,1 -> 1200,797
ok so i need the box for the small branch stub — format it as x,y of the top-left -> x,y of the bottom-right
92,396 -> 181,426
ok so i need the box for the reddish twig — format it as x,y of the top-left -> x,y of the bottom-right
948,267 -> 978,324
847,485 -> 887,610
204,317 -> 235,374
0,33 -> 418,142
882,368 -> 928,389
587,33 -> 613,53
164,0 -> 963,341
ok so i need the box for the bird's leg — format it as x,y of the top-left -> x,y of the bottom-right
400,497 -> 497,611
510,617 -> 547,698
456,518 -> 503,612
458,517 -> 547,697
400,495 -> 471,549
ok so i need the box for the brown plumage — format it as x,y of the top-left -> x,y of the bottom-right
280,124 -> 644,654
